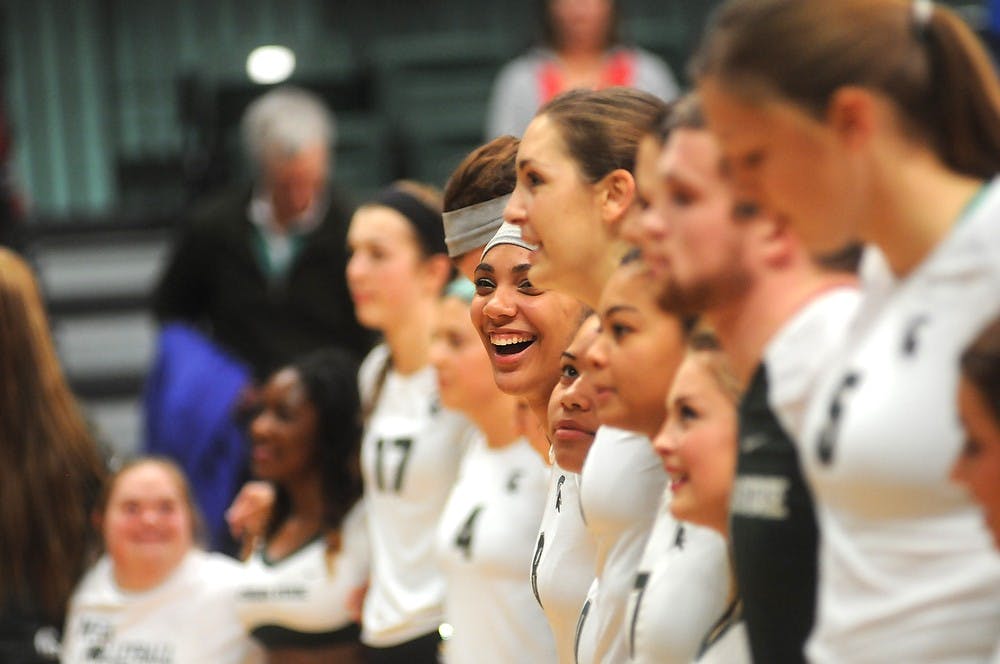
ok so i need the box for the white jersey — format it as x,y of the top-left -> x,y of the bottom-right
63,550 -> 263,664
578,426 -> 667,663
695,618 -> 750,664
801,180 -> 1000,662
531,465 -> 597,663
358,344 -> 473,647
574,579 -> 600,664
763,287 -> 861,441
235,500 -> 369,646
436,435 -> 555,663
625,492 -> 731,664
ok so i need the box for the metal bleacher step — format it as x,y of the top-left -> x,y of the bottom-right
29,221 -> 173,458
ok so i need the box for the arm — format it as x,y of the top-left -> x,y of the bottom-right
152,216 -> 214,325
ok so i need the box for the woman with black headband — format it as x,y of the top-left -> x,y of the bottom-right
345,182 -> 474,663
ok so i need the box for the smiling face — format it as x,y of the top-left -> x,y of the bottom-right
430,295 -> 503,416
250,367 -> 319,486
102,461 -> 194,586
547,314 -> 602,472
653,353 -> 739,535
698,78 -> 862,256
471,243 -> 585,407
346,205 -> 429,333
651,127 -> 755,316
505,114 -> 607,301
952,377 -> 1000,550
586,263 -> 687,437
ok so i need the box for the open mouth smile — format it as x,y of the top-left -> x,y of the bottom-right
490,333 -> 537,356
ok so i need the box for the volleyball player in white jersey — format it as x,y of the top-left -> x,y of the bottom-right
582,254 -> 730,664
346,182 -> 472,663
471,221 -> 587,435
561,255 -> 684,663
653,339 -> 750,664
534,315 -> 601,663
235,350 -> 368,662
694,1 -> 1000,659
470,220 -> 594,662
430,277 -> 554,663
504,87 -> 668,663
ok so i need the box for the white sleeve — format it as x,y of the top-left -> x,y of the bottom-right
632,48 -> 680,103
485,55 -> 541,140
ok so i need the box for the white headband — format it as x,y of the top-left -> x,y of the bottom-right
482,220 -> 538,259
442,194 -> 511,258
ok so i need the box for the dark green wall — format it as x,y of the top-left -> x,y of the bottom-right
3,0 -> 986,218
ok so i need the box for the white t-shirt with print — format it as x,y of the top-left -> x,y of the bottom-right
63,550 -> 262,664
235,500 -> 369,640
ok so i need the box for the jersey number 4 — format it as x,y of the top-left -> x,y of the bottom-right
454,505 -> 484,560
374,437 -> 414,492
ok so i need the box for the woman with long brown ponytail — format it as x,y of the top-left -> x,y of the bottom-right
693,1 -> 1000,659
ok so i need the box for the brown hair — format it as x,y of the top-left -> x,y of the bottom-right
0,248 -> 106,624
687,329 -> 742,405
360,180 -> 446,258
691,0 -> 1000,178
962,315 -> 1000,424
393,179 -> 443,213
443,136 -> 519,212
95,457 -> 206,547
538,87 -> 669,183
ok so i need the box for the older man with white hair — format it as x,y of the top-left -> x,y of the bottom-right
150,86 -> 373,554
154,85 -> 372,377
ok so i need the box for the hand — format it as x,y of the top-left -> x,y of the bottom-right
226,481 -> 275,541
346,583 -> 369,623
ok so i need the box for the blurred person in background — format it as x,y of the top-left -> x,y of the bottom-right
62,458 -> 261,663
952,314 -> 1000,552
485,0 -> 678,139
153,85 -> 372,378
346,181 -> 471,663
0,248 -> 106,664
236,349 -> 368,663
147,86 -> 372,553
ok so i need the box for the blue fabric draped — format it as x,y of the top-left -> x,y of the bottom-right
143,323 -> 252,552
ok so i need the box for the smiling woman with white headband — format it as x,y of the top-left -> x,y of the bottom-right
430,276 -> 555,664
